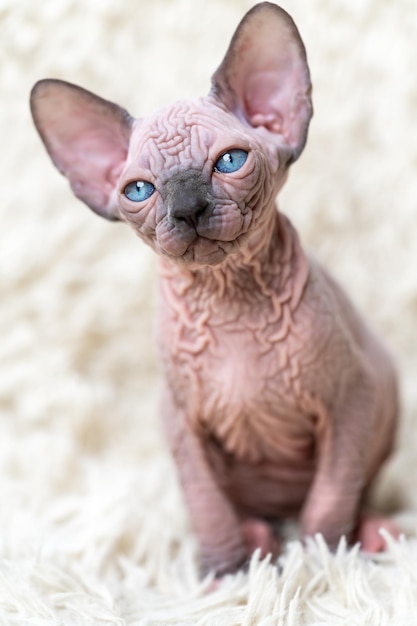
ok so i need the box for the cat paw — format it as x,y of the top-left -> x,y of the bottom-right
356,514 -> 401,553
241,518 -> 281,559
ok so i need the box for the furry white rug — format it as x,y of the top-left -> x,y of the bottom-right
2,0 -> 417,622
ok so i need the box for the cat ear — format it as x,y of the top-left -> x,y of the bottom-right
211,2 -> 312,163
30,79 -> 134,220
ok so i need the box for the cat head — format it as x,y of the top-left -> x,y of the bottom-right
31,3 -> 312,266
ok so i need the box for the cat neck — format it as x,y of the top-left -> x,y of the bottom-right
158,207 -> 310,312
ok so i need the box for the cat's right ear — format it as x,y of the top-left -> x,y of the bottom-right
30,79 -> 134,220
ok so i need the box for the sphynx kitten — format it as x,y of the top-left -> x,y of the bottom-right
31,2 -> 400,576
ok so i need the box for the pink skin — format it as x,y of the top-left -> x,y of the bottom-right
30,3 -> 400,577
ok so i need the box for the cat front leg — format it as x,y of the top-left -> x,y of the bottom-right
162,389 -> 248,576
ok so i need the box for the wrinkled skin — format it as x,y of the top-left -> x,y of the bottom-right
30,2 -> 399,577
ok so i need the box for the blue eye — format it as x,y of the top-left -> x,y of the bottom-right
123,180 -> 155,202
214,149 -> 248,174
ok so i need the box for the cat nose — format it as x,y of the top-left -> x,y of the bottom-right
169,197 -> 210,228
165,169 -> 213,230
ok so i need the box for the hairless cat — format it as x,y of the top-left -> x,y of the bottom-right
30,2 -> 400,577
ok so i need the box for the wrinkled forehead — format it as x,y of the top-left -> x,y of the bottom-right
125,97 -> 250,180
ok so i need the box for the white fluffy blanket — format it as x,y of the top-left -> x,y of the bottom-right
2,0 -> 417,623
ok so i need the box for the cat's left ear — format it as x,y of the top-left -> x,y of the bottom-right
211,2 -> 312,163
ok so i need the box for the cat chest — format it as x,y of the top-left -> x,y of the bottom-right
165,322 -> 316,464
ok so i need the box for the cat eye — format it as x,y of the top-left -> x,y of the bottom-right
123,180 -> 155,202
214,149 -> 248,174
